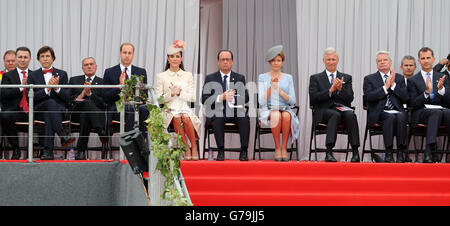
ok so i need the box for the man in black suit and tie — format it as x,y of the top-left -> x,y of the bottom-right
69,57 -> 107,160
407,47 -> 450,163
309,48 -> 360,162
363,51 -> 409,162
27,46 -> 74,160
103,42 -> 149,132
1,47 -> 33,159
201,50 -> 250,161
433,53 -> 450,76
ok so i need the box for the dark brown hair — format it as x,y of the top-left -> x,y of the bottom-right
37,46 -> 56,60
164,51 -> 185,71
418,47 -> 434,58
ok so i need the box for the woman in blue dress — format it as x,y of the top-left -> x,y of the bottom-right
258,45 -> 300,161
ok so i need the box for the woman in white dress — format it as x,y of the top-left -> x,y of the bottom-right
156,40 -> 201,160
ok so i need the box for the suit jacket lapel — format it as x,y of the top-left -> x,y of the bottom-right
12,69 -> 21,85
375,72 -> 385,88
320,71 -> 331,89
414,72 -> 426,92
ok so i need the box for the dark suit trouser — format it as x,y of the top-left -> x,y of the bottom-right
35,99 -> 67,150
321,108 -> 360,148
1,110 -> 28,149
417,109 -> 443,146
440,109 -> 450,136
107,104 -> 149,132
378,111 -> 407,148
72,101 -> 105,151
211,114 -> 250,150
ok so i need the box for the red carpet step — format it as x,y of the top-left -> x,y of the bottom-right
180,160 -> 450,206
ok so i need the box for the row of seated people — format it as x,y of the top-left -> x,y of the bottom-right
0,42 -> 297,163
0,43 -> 449,164
0,44 -> 149,160
311,47 -> 450,164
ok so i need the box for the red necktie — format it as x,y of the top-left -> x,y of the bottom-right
43,68 -> 53,74
19,71 -> 29,114
124,67 -> 129,80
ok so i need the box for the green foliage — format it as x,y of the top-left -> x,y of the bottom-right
116,75 -> 148,112
117,75 -> 192,206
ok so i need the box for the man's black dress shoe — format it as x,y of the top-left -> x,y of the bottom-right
239,150 -> 248,161
432,154 -> 440,163
216,150 -> 225,161
325,152 -> 337,162
371,153 -> 384,163
350,152 -> 360,162
423,153 -> 433,163
384,153 -> 395,163
40,149 -> 54,160
75,150 -> 86,160
396,152 -> 405,163
11,149 -> 21,160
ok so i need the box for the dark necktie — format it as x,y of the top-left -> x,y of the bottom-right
223,75 -> 228,117
20,71 -> 29,114
384,74 -> 395,110
330,74 -> 334,85
124,67 -> 129,80
86,77 -> 92,83
223,75 -> 228,91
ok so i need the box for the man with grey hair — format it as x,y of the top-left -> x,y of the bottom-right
69,57 -> 107,160
309,47 -> 360,162
400,55 -> 417,86
363,51 -> 408,162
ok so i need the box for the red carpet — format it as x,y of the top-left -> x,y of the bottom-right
181,160 -> 450,206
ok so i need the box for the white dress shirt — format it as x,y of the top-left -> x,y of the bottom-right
120,64 -> 132,76
216,70 -> 235,104
42,67 -> 61,95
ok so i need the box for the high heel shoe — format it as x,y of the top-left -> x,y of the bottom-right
274,149 -> 283,162
191,149 -> 199,161
281,149 -> 289,162
184,150 -> 192,161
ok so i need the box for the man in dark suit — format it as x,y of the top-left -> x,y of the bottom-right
69,57 -> 107,160
1,47 -> 33,159
102,42 -> 149,132
408,47 -> 450,163
27,46 -> 74,160
433,53 -> 450,76
201,50 -> 250,161
309,48 -> 360,162
363,51 -> 409,162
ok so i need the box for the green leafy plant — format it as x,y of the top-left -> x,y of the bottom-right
146,99 -> 191,206
116,75 -> 192,206
116,74 -> 148,112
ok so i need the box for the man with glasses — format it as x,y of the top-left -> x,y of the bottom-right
201,50 -> 250,161
69,57 -> 107,160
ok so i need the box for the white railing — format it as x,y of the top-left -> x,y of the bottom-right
0,84 -> 189,206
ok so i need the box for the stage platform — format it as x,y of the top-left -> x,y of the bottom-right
181,160 -> 450,206
0,160 -> 149,206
